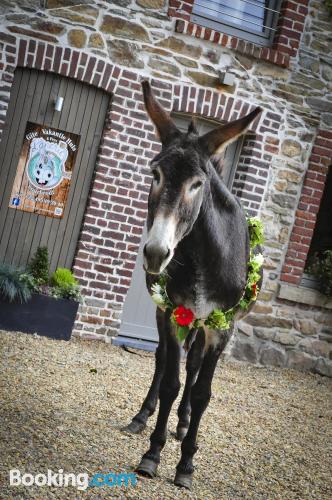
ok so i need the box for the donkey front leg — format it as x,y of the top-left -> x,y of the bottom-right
176,328 -> 205,441
174,331 -> 231,490
122,308 -> 166,434
136,313 -> 181,478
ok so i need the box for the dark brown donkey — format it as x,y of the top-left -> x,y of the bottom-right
122,81 -> 262,489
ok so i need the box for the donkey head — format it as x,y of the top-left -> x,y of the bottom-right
142,81 -> 261,275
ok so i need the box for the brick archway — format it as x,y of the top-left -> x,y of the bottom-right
0,34 -> 120,142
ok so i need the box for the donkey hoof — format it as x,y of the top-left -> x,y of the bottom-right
174,471 -> 193,490
175,426 -> 188,441
135,458 -> 158,478
121,420 -> 146,434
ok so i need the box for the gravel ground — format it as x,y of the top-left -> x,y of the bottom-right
0,330 -> 331,500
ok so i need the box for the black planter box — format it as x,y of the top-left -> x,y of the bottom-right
0,293 -> 79,341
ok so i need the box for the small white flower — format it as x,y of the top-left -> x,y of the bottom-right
151,283 -> 166,307
151,293 -> 165,307
253,253 -> 264,267
151,283 -> 162,295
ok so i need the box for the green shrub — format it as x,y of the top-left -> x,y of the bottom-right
50,268 -> 78,288
0,263 -> 34,303
326,0 -> 332,16
28,246 -> 49,285
50,268 -> 82,302
307,250 -> 332,297
50,285 -> 82,302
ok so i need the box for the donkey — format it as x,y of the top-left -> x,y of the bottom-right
122,81 -> 262,489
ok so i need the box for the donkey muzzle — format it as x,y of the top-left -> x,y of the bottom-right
143,242 -> 170,274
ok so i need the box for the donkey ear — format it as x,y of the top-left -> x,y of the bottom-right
141,80 -> 180,146
198,107 -> 262,156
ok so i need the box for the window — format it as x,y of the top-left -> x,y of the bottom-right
302,166 -> 332,289
172,113 -> 243,189
191,0 -> 281,46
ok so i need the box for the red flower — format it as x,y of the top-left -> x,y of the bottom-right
252,283 -> 257,296
173,306 -> 194,326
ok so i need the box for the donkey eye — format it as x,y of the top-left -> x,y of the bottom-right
152,169 -> 160,183
191,180 -> 202,191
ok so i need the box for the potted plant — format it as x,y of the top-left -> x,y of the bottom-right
0,247 -> 82,341
307,250 -> 332,298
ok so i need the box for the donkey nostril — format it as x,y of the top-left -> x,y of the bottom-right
143,245 -> 148,257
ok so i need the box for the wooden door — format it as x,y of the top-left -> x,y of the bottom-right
0,68 -> 110,272
119,114 -> 243,345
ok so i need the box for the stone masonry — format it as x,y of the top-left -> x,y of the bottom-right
0,0 -> 331,376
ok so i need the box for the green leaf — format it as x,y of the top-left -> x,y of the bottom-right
176,326 -> 190,342
28,246 -> 49,285
205,309 -> 231,330
247,217 -> 264,249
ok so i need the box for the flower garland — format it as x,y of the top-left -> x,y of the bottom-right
151,217 -> 264,341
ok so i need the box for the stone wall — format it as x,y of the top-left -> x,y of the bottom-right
0,0 -> 331,375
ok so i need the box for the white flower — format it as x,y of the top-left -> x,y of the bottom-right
151,283 -> 162,294
151,283 -> 166,307
252,253 -> 264,267
152,293 -> 166,307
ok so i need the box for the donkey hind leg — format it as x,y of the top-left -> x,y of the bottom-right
122,308 -> 167,434
174,330 -> 231,490
136,313 -> 181,478
176,328 -> 205,441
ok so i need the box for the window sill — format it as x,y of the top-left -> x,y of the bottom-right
175,19 -> 290,69
278,283 -> 332,310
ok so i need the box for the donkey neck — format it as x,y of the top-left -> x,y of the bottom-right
169,168 -> 249,315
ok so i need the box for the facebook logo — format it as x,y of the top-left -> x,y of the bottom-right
12,197 -> 20,206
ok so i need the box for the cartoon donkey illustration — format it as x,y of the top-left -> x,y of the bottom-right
32,152 -> 56,187
122,81 -> 263,490
28,138 -> 71,190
